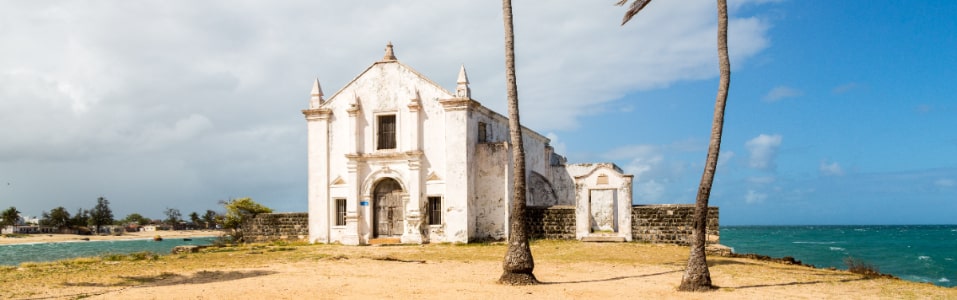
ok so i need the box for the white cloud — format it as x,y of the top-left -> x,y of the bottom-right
136,114 -> 215,152
935,179 -> 955,188
819,161 -> 844,176
545,132 -> 567,156
747,176 -> 776,184
763,86 -> 802,102
0,1 -> 780,217
603,140 -> 702,181
832,82 -> 861,94
730,0 -> 786,10
636,180 -> 666,203
718,150 -> 735,167
745,134 -> 783,170
623,147 -> 664,180
745,189 -> 767,204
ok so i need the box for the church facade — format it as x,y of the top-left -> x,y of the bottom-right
303,44 -> 634,245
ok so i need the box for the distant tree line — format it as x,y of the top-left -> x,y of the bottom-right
3,196 -> 229,235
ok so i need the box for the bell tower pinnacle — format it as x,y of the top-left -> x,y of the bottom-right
382,42 -> 397,61
456,65 -> 471,99
309,78 -> 324,108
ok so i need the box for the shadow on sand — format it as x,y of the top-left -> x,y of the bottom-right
62,269 -> 277,288
726,276 -> 872,289
540,269 -> 683,285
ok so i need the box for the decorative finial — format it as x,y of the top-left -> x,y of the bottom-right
456,65 -> 471,98
309,78 -> 324,107
383,42 -> 397,61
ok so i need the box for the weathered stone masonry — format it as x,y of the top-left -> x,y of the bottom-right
525,204 -> 719,245
525,205 -> 577,240
246,205 -> 719,246
631,205 -> 719,245
242,213 -> 309,243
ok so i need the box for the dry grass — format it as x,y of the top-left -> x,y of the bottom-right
2,240 -> 954,299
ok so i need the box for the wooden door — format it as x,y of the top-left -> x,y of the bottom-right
374,179 -> 403,237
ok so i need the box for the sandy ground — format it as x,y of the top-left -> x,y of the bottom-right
0,230 -> 221,245
88,257 -> 956,300
4,241 -> 953,300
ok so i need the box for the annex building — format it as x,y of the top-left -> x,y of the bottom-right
301,44 -> 635,245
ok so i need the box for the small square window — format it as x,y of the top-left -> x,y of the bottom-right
335,199 -> 347,226
427,197 -> 442,225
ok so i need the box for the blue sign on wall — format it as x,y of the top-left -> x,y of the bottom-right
360,201 -> 369,206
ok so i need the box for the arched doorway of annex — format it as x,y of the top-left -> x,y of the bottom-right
372,177 -> 405,238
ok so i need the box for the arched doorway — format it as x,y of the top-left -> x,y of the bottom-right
373,178 -> 404,237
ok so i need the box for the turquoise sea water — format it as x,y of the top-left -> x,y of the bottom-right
0,236 -> 218,266
721,225 -> 957,287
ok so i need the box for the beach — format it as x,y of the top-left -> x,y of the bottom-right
2,240 -> 954,299
0,230 -> 221,245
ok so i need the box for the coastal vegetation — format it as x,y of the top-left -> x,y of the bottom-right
6,196 -> 231,235
1,207 -> 20,227
89,197 -> 114,233
219,197 -> 273,242
1,240 -> 953,299
844,256 -> 888,279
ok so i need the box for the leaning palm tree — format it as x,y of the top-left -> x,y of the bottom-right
498,0 -> 538,285
617,0 -> 730,291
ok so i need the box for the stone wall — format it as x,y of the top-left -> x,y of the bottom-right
525,206 -> 576,240
246,205 -> 718,245
242,213 -> 309,243
632,204 -> 719,245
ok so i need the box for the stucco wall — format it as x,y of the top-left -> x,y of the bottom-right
470,142 -> 509,241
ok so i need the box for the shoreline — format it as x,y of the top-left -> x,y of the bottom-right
0,230 -> 223,246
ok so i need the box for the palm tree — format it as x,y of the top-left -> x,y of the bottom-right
498,0 -> 538,285
617,0 -> 730,291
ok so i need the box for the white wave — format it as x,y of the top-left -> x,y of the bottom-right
918,256 -> 931,261
792,241 -> 837,245
829,247 -> 845,251
940,278 -> 951,283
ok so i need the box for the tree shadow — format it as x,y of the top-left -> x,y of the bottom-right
62,270 -> 277,288
539,269 -> 682,285
727,276 -> 871,289
708,259 -> 757,266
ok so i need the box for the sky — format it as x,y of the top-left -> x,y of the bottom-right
1,1 -> 955,225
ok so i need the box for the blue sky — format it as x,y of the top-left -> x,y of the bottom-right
568,1 -> 957,225
1,1 -> 954,225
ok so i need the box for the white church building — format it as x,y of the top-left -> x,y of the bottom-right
303,44 -> 634,245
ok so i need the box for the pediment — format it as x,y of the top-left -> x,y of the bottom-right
330,176 -> 346,186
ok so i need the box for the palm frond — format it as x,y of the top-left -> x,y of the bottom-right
616,0 -> 653,26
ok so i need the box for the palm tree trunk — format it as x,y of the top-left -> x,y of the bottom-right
677,0 -> 729,292
498,0 -> 538,285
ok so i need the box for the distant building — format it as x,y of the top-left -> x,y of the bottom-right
303,44 -> 634,245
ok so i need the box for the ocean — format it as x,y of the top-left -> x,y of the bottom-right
0,236 -> 218,266
721,225 -> 957,287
